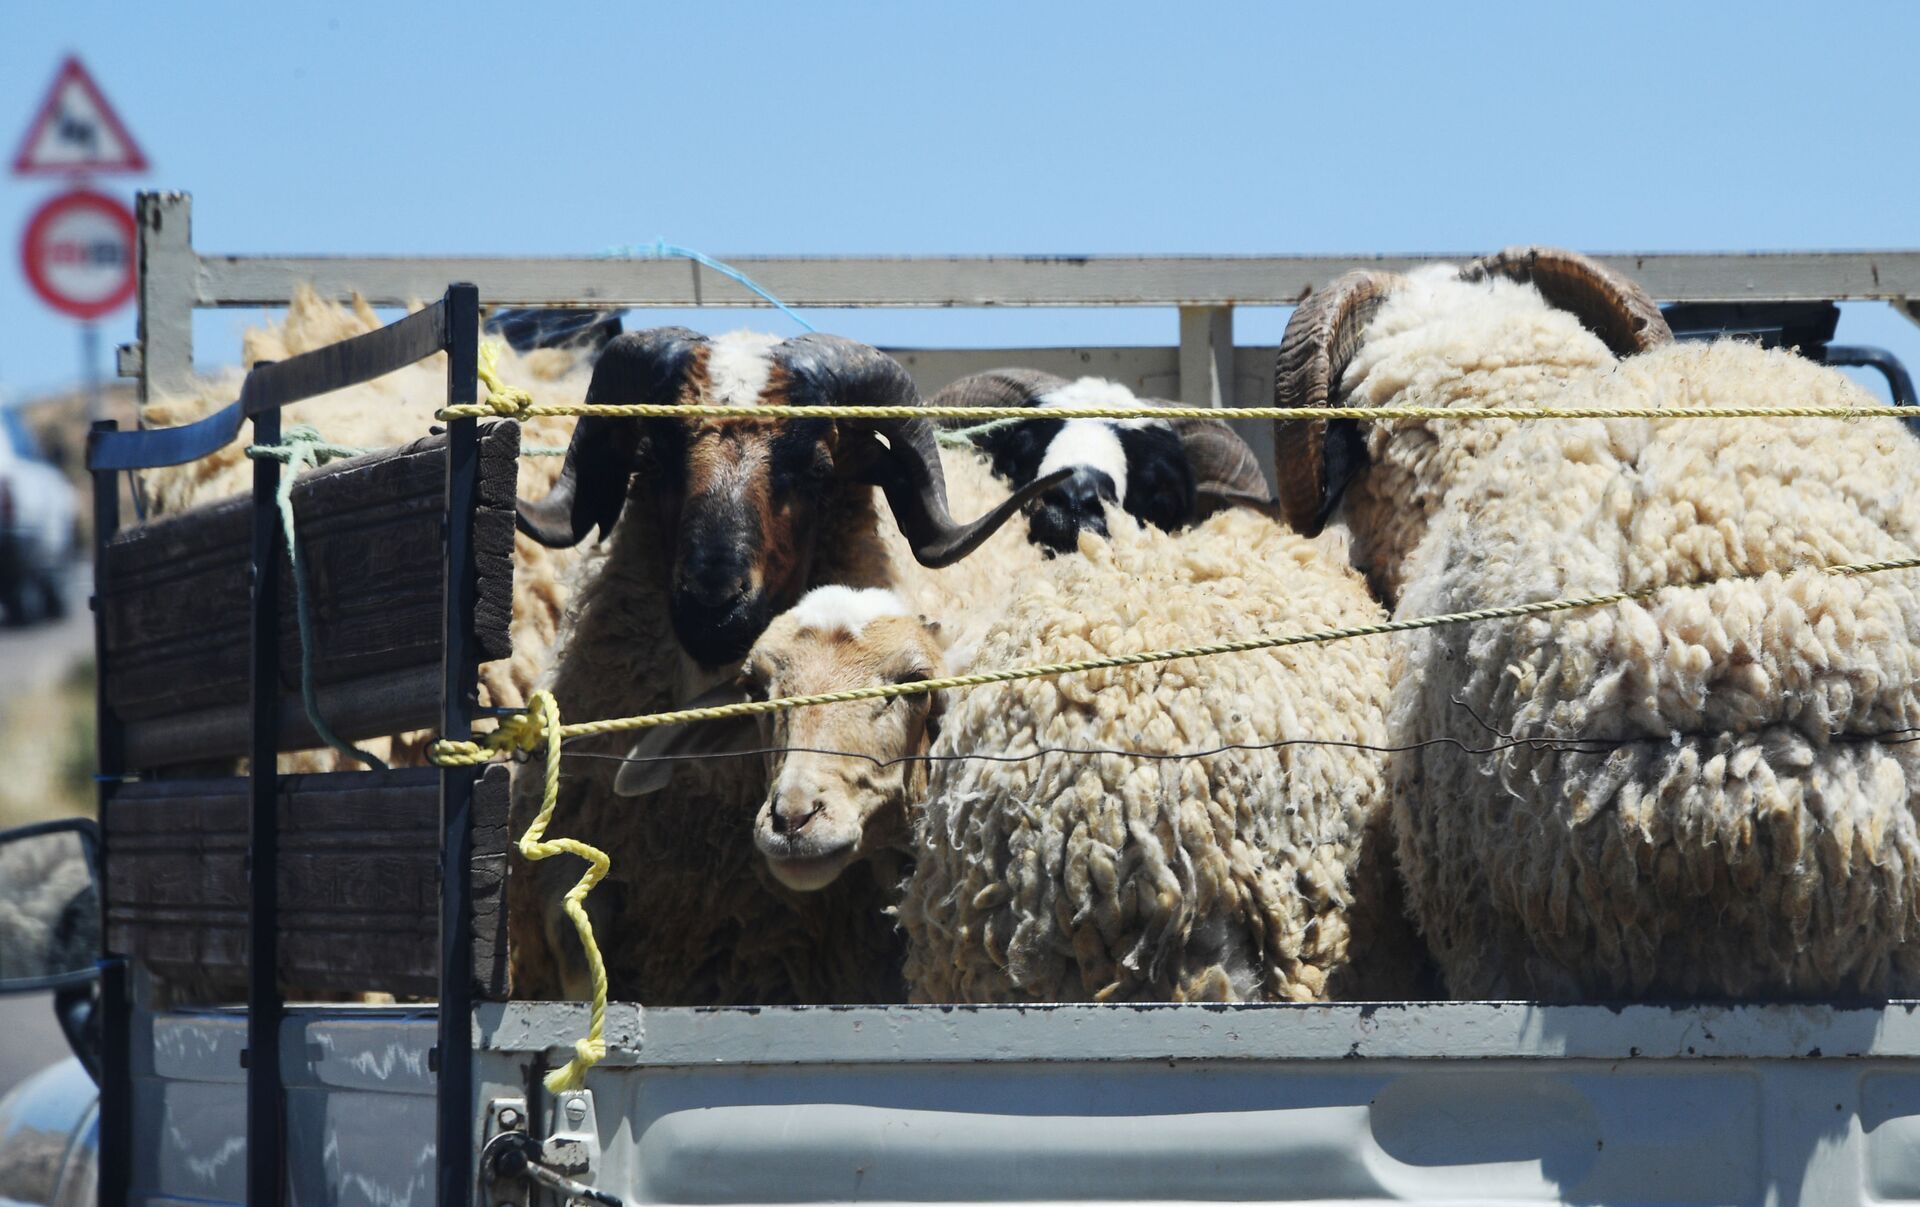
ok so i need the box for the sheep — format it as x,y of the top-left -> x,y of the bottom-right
512,329 -> 1058,1004
1274,246 -> 1920,1000
137,286 -> 593,772
930,370 -> 1272,554
697,480 -> 1428,1003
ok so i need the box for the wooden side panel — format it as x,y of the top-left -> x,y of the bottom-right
98,424 -> 517,768
104,765 -> 512,1000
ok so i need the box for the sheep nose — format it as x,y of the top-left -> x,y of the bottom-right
1047,468 -> 1115,517
686,573 -> 750,608
681,550 -> 752,608
771,797 -> 825,836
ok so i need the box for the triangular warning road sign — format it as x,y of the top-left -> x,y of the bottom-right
12,56 -> 148,176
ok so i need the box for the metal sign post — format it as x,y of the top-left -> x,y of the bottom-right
14,56 -> 148,422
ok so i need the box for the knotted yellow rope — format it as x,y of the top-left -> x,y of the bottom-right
495,690 -> 610,1092
468,340 -> 537,419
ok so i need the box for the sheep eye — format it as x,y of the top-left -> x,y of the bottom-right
738,670 -> 770,702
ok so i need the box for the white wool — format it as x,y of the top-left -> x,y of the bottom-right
1038,377 -> 1170,431
704,331 -> 782,405
896,504 -> 1426,1003
1037,420 -> 1130,504
1328,259 -> 1920,1000
787,585 -> 911,639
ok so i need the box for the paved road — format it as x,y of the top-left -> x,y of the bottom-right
0,563 -> 93,693
0,563 -> 97,1094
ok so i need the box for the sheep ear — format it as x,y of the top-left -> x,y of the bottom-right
908,689 -> 946,799
613,682 -> 761,797
923,686 -> 946,745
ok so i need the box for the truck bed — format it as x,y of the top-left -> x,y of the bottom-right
132,999 -> 1920,1205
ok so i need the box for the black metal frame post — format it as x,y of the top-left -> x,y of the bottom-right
89,422 -> 132,1207
246,405 -> 286,1205
436,283 -> 482,1207
91,284 -> 478,1202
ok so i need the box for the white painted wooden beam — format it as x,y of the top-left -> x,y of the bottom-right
188,249 -> 1920,309
1178,306 -> 1234,409
135,192 -> 197,398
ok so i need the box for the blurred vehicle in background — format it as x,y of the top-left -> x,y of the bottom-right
0,409 -> 77,626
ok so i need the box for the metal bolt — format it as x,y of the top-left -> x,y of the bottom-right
497,1106 -> 522,1129
564,1096 -> 588,1127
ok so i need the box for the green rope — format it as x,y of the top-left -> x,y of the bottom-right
245,425 -> 388,771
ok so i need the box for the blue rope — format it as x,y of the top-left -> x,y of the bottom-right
599,239 -> 817,333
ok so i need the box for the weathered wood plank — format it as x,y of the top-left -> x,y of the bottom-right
193,250 -> 1920,308
118,667 -> 439,771
103,765 -> 512,1000
98,424 -> 517,768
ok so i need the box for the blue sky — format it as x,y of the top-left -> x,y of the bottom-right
3,1 -> 1917,398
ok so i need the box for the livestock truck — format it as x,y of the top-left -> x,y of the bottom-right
2,192 -> 1920,1206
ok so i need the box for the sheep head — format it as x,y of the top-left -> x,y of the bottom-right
1271,247 -> 1673,537
616,587 -> 945,891
518,329 -> 1063,667
935,371 -> 1272,555
746,588 -> 946,891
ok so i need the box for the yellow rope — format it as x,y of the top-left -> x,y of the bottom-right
475,340 -> 537,418
497,690 -> 610,1092
429,554 -> 1920,765
438,398 -> 1895,424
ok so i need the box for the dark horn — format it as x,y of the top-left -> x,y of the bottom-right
926,368 -> 1071,429
1272,271 -> 1406,535
1460,246 -> 1672,356
1171,416 -> 1273,508
775,334 -> 1068,567
515,327 -> 707,547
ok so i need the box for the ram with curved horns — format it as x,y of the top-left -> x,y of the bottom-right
931,370 -> 1273,554
509,328 -> 1065,1005
1276,246 -> 1920,1001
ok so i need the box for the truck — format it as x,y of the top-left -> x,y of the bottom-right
4,191 -> 1920,1205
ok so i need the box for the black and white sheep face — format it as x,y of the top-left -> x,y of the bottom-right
979,387 -> 1196,555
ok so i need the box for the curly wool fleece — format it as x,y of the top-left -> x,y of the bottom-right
896,502 -> 1423,1003
1386,332 -> 1920,999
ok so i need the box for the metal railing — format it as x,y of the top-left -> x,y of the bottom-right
90,283 -> 485,1207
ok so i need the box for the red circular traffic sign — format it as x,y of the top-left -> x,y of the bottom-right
20,188 -> 136,320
